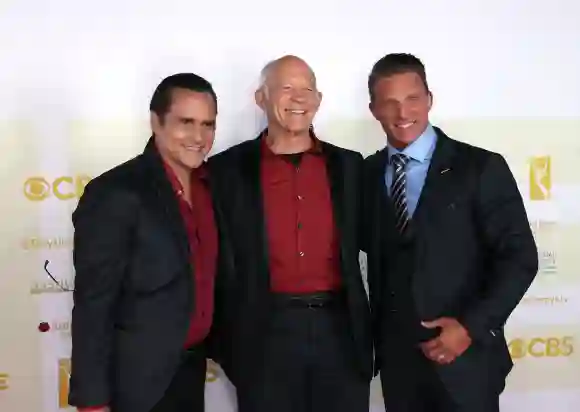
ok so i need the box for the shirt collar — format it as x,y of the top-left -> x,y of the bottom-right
161,156 -> 208,196
260,127 -> 324,158
387,123 -> 437,164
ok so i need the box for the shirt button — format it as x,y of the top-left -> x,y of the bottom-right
299,251 -> 305,257
297,222 -> 302,229
297,195 -> 303,200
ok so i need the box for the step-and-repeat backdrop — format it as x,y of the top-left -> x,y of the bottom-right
1,1 -> 580,411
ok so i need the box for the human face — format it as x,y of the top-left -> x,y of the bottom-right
370,72 -> 432,149
151,88 -> 216,171
256,58 -> 322,135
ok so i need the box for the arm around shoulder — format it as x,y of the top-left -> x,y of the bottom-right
461,153 -> 538,342
69,179 -> 138,408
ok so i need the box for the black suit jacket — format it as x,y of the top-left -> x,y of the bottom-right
207,136 -> 374,385
363,127 -> 538,400
69,138 -> 227,412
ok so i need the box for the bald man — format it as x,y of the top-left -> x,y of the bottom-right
208,55 -> 373,412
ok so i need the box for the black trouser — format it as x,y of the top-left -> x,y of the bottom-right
150,343 -> 207,412
380,346 -> 500,412
236,292 -> 369,412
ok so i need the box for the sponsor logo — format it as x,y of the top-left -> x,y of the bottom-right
21,236 -> 73,250
30,278 -> 74,295
529,220 -> 558,275
538,250 -> 557,275
529,156 -> 551,201
23,175 -> 91,201
49,320 -> 71,337
521,295 -> 568,305
508,336 -> 574,359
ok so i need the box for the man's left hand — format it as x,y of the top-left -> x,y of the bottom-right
420,317 -> 472,364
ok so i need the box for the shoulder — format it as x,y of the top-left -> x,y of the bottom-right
436,127 -> 503,173
363,148 -> 388,177
208,139 -> 256,169
321,141 -> 363,166
77,155 -> 144,212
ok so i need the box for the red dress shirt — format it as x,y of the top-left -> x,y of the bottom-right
163,162 -> 218,347
261,134 -> 341,293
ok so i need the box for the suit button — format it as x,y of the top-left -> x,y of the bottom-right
390,308 -> 398,313
390,291 -> 395,296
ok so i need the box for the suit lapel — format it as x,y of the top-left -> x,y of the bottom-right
142,137 -> 190,265
370,148 -> 397,241
239,137 -> 271,281
413,128 -> 458,226
322,143 -> 346,252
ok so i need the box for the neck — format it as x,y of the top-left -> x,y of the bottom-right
173,165 -> 191,190
155,143 -> 192,189
265,127 -> 312,155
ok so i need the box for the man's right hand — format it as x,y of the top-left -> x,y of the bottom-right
78,407 -> 110,412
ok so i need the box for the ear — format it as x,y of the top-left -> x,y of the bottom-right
150,111 -> 161,135
369,101 -> 379,121
427,91 -> 433,112
255,88 -> 266,111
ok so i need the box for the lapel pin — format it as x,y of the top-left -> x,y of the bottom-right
440,168 -> 451,174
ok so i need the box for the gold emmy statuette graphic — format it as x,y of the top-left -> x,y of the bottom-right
58,359 -> 71,408
206,359 -> 219,383
23,175 -> 92,201
529,156 -> 551,200
0,373 -> 9,390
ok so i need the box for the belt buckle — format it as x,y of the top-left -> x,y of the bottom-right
306,300 -> 324,309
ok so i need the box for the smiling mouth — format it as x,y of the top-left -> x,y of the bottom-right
286,109 -> 306,115
184,145 -> 203,152
395,121 -> 416,129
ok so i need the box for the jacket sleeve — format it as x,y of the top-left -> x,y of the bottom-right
69,179 -> 137,408
461,153 -> 538,342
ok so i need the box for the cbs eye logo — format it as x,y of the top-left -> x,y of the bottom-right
508,336 -> 574,359
23,175 -> 91,201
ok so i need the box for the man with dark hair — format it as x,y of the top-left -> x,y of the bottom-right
70,73 -> 224,412
363,53 -> 538,411
208,55 -> 372,412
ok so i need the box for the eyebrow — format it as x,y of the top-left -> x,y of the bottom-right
179,117 -> 216,126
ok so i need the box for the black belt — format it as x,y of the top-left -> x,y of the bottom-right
270,291 -> 345,309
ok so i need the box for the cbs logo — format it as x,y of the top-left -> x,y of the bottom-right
508,336 -> 574,359
23,175 -> 91,201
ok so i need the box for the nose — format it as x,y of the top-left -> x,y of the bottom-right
290,89 -> 308,102
396,102 -> 410,120
191,124 -> 205,143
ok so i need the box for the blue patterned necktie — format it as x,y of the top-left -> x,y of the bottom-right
391,153 -> 411,234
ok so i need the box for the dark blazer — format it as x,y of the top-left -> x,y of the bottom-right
207,135 -> 374,385
69,138 -> 228,412
363,127 -> 538,401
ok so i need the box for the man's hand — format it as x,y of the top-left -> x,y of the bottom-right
420,317 -> 472,365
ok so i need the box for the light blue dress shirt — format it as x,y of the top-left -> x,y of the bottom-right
385,124 -> 438,216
